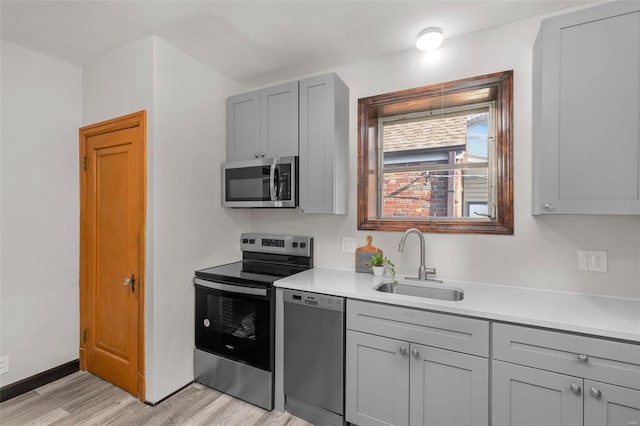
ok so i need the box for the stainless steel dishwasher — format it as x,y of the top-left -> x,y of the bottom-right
283,289 -> 345,426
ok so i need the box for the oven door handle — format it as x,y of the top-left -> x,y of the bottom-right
194,278 -> 268,297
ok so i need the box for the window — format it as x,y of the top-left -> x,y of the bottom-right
357,71 -> 513,234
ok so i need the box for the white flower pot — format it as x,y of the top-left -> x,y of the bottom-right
372,266 -> 385,276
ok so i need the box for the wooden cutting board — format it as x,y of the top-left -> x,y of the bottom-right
355,235 -> 382,273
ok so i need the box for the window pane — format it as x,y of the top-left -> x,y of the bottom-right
380,109 -> 491,219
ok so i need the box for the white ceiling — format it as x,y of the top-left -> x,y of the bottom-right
1,1 -> 594,87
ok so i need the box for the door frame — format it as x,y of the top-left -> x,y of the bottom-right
79,110 -> 147,401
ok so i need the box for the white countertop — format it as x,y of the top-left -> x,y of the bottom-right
275,268 -> 640,343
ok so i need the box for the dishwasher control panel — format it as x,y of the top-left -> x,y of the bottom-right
283,290 -> 344,312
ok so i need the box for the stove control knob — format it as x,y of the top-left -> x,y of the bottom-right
242,238 -> 249,244
300,242 -> 307,249
292,242 -> 299,248
249,239 -> 255,244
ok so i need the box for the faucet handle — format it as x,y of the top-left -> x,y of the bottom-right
426,268 -> 436,275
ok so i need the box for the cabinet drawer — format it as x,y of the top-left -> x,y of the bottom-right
347,300 -> 489,357
493,323 -> 640,390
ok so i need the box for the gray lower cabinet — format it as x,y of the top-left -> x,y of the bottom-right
532,1 -> 640,214
492,323 -> 640,426
346,330 -> 409,426
492,360 -> 583,426
299,73 -> 349,214
492,361 -> 640,426
345,300 -> 490,426
584,380 -> 640,426
410,343 -> 488,426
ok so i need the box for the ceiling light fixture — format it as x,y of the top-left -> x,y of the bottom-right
416,27 -> 444,52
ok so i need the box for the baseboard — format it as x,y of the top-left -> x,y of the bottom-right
0,359 -> 80,403
143,381 -> 193,407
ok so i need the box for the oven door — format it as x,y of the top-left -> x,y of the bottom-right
194,278 -> 273,371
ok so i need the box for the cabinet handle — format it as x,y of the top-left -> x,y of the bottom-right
412,348 -> 420,358
261,153 -> 265,157
399,346 -> 407,355
577,354 -> 589,363
254,153 -> 259,158
543,203 -> 553,211
570,383 -> 581,395
589,388 -> 602,399
299,206 -> 304,213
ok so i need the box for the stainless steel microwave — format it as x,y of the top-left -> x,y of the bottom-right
222,156 -> 298,208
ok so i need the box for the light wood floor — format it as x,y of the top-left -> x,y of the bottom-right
0,371 -> 312,425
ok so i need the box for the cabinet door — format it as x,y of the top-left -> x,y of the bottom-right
260,81 -> 299,159
299,73 -> 349,214
227,90 -> 260,161
492,360 -> 583,426
410,344 -> 488,426
346,330 -> 409,426
533,2 -> 640,214
584,380 -> 640,426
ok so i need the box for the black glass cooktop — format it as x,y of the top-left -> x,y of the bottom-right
195,260 -> 310,288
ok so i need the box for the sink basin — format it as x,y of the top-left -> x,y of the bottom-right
374,280 -> 464,301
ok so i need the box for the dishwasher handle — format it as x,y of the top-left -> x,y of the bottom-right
282,289 -> 344,312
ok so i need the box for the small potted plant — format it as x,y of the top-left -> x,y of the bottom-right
369,253 -> 397,283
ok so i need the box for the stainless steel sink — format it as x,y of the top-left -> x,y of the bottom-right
374,280 -> 464,301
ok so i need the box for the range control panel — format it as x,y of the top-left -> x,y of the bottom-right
240,233 -> 313,257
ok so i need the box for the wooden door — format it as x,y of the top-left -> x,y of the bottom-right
345,330 -> 409,426
410,344 -> 489,426
79,111 -> 146,399
492,360 -> 583,426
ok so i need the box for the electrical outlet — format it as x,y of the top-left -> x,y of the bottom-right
342,237 -> 356,253
578,250 -> 608,273
0,355 -> 9,374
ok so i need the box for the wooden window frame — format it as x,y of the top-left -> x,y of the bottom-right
357,70 -> 514,234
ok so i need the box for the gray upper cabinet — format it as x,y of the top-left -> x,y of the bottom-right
532,2 -> 640,215
299,73 -> 349,214
227,90 -> 260,161
227,81 -> 299,161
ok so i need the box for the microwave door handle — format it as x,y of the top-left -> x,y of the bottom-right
274,166 -> 281,199
269,160 -> 277,201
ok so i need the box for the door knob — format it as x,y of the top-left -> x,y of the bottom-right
123,274 -> 135,293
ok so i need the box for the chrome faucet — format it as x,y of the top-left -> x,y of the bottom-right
398,228 -> 437,281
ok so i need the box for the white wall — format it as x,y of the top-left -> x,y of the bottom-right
0,41 -> 82,386
149,37 -> 249,402
250,15 -> 640,299
82,36 -> 249,402
81,35 -> 156,398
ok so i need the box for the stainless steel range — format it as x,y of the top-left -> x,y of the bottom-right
193,233 -> 313,410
